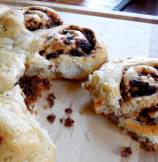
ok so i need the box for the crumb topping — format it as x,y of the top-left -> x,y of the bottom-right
64,117 -> 74,127
121,146 -> 132,157
47,113 -> 56,123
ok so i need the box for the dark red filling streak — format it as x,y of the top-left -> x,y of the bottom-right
19,75 -> 50,107
39,27 -> 96,59
24,7 -> 62,31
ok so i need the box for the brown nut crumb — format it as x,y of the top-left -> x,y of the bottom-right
47,114 -> 56,123
47,93 -> 56,107
121,146 -> 132,157
65,107 -> 73,114
140,140 -> 156,152
64,117 -> 74,127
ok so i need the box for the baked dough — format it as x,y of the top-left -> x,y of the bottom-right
22,6 -> 63,31
0,5 -> 63,53
26,25 -> 108,79
0,49 -> 26,93
0,85 -> 56,162
83,58 -> 158,149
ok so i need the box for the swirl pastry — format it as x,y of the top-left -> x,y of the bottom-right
26,25 -> 108,79
0,49 -> 26,93
0,86 -> 56,162
0,6 -> 63,52
83,58 -> 158,150
23,6 -> 63,31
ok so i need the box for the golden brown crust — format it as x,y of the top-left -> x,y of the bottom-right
121,119 -> 158,136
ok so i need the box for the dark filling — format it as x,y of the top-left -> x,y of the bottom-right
154,66 -> 158,71
129,80 -> 157,97
138,68 -> 158,81
136,107 -> 158,125
39,27 -> 96,59
19,75 -> 50,107
128,132 -> 156,152
140,139 -> 156,152
24,7 -> 62,31
120,79 -> 157,100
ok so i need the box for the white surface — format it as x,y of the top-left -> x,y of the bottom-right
32,11 -> 157,162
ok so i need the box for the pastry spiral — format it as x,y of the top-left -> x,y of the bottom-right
39,25 -> 97,58
23,6 -> 63,31
84,58 -> 158,150
26,25 -> 108,79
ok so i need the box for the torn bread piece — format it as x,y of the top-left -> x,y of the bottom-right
83,58 -> 158,150
25,25 -> 108,80
0,85 -> 56,162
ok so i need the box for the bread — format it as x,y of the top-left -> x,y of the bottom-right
26,25 -> 108,79
0,6 -> 63,54
83,58 -> 158,150
0,4 -> 109,160
0,85 -> 56,162
0,49 -> 26,93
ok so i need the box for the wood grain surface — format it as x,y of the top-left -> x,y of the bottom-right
0,1 -> 158,162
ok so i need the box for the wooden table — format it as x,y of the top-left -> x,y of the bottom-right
0,1 -> 158,162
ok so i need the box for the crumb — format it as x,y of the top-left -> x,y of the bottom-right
47,93 -> 56,107
47,114 -> 56,123
121,146 -> 132,157
60,118 -> 63,123
140,141 -> 156,152
64,117 -> 74,127
65,107 -> 73,114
